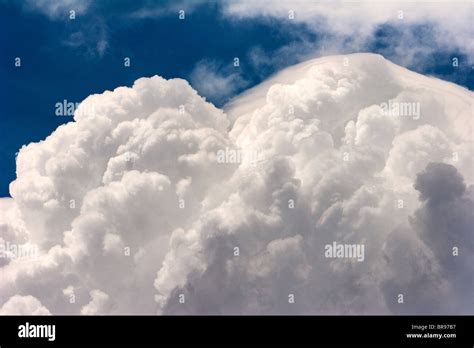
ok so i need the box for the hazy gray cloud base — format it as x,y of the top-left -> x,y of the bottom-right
0,53 -> 472,314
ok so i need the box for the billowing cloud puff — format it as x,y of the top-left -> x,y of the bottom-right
0,295 -> 51,315
80,289 -> 113,315
1,75 -> 233,314
0,53 -> 472,314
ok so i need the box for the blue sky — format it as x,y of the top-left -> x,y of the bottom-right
0,0 -> 472,197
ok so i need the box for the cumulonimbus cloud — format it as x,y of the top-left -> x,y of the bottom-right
0,53 -> 472,314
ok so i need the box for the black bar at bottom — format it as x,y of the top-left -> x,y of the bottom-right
0,315 -> 472,346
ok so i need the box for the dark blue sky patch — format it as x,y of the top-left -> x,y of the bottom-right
367,22 -> 473,89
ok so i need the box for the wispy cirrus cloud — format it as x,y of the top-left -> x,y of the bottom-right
127,0 -> 207,19
23,0 -> 92,19
189,60 -> 249,105
62,17 -> 109,58
15,0 -> 108,57
223,0 -> 474,74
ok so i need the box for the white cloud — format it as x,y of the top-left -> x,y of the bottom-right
1,75 -> 233,314
80,289 -> 112,315
223,1 -> 474,67
155,53 -> 473,314
0,53 -> 472,314
0,295 -> 51,315
128,0 -> 207,19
